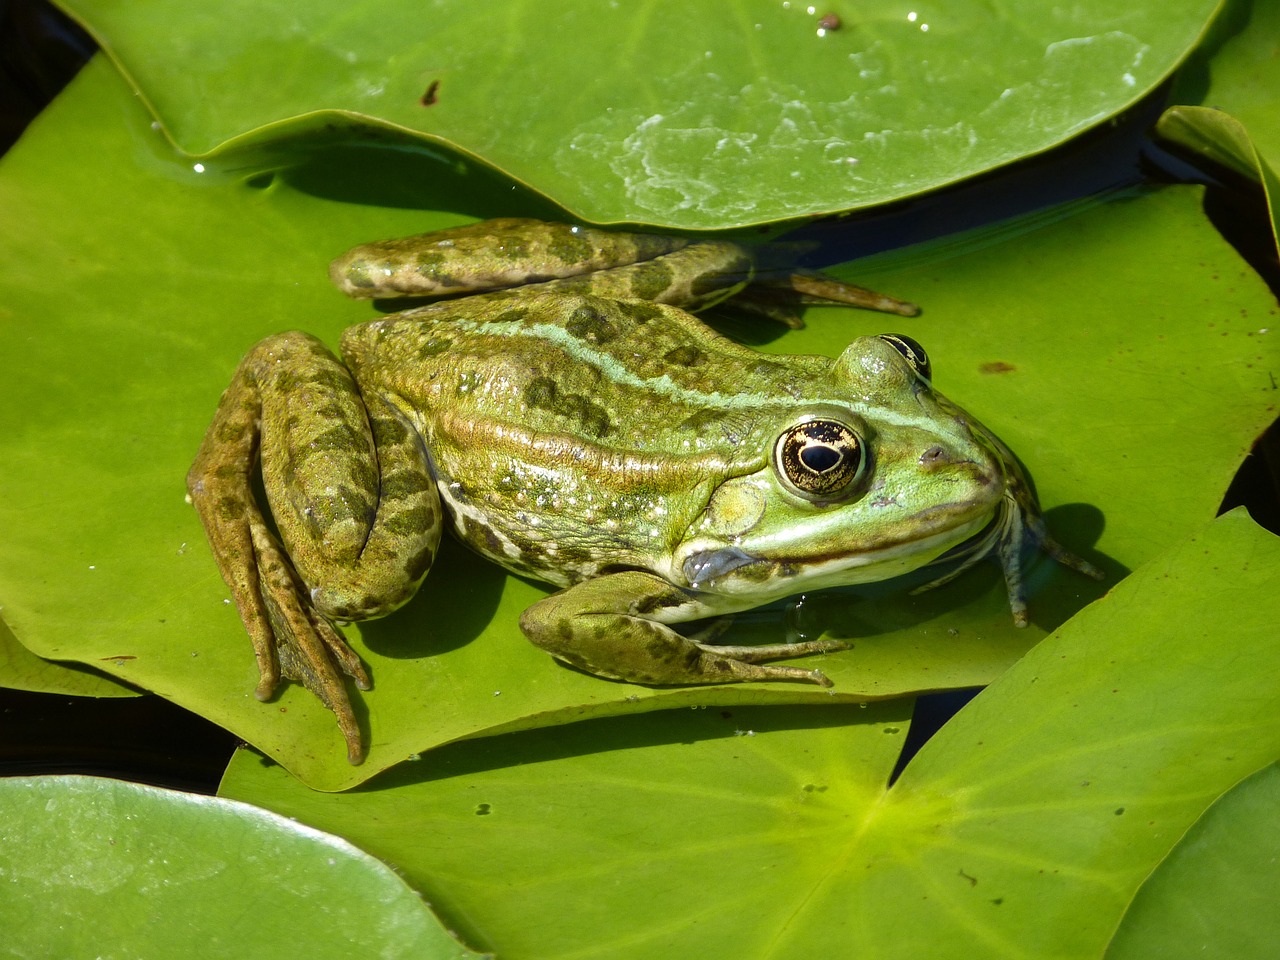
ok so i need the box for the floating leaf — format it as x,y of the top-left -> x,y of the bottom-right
1107,762 -> 1280,959
1157,0 -> 1280,254
0,616 -> 137,698
0,775 -> 486,959
54,0 -> 1223,227
219,510 -> 1280,959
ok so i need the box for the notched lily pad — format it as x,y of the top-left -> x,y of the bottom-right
55,0 -> 1223,227
219,510 -> 1280,960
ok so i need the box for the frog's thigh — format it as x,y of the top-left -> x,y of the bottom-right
519,571 -> 837,686
254,332 -> 442,620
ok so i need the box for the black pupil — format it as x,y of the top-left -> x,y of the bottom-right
800,445 -> 841,473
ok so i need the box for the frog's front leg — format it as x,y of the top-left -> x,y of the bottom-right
187,332 -> 441,763
519,571 -> 847,686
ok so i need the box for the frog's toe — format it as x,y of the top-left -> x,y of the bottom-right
269,615 -> 367,765
694,637 -> 851,663
249,526 -> 369,763
694,639 -> 847,687
697,656 -> 837,687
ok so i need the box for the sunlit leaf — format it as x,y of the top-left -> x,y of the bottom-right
1169,0 -> 1280,159
54,0 -> 1223,228
0,617 -> 137,698
0,775 -> 486,959
221,510 -> 1280,960
1107,762 -> 1280,960
1158,0 -> 1280,254
1157,107 -> 1280,256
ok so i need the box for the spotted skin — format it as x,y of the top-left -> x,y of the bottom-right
189,219 -> 1099,764
188,332 -> 442,763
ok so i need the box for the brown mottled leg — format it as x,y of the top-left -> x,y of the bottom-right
188,332 -> 441,763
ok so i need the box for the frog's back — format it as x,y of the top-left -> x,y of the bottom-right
342,293 -> 831,462
340,294 -> 834,583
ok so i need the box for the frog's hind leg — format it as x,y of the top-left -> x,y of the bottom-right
329,218 -> 692,300
187,331 -> 442,763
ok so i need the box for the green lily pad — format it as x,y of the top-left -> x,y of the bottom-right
1107,762 -> 1280,959
0,55 -> 1276,789
219,510 -> 1280,959
54,0 -> 1223,228
1156,0 -> 1280,255
0,615 -> 138,698
0,775 -> 486,959
1169,0 -> 1280,160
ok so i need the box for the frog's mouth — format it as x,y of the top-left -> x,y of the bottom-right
675,497 -> 999,600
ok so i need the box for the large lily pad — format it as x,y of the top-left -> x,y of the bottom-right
0,55 -> 1276,789
53,0 -> 1223,228
219,510 -> 1280,959
0,775 -> 485,959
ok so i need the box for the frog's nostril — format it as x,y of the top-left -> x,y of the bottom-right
919,445 -> 948,467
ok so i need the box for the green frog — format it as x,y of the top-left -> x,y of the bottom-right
187,218 -> 1099,763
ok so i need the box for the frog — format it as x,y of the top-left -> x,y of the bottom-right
187,218 -> 1101,764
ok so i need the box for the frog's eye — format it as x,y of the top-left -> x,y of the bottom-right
878,334 -> 931,381
773,418 -> 867,501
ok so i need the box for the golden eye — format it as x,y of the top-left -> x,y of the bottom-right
773,418 -> 866,500
878,334 -> 931,381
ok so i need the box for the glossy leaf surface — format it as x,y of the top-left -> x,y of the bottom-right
54,0 -> 1222,228
0,775 -> 485,959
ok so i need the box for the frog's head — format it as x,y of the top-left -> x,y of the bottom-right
672,334 -> 1011,603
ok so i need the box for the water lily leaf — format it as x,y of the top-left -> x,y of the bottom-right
1157,0 -> 1280,254
1106,761 -> 1280,959
1155,104 -> 1280,259
53,0 -> 1223,228
0,616 -> 137,698
0,56 -> 1276,790
1168,0 -> 1280,159
219,510 -> 1280,960
0,775 -> 485,959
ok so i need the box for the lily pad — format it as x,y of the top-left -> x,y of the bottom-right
1169,0 -> 1280,160
219,509 -> 1280,959
0,55 -> 1276,789
53,0 -> 1223,228
1107,762 -> 1280,959
0,775 -> 485,959
1155,0 -> 1280,255
0,615 -> 137,698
